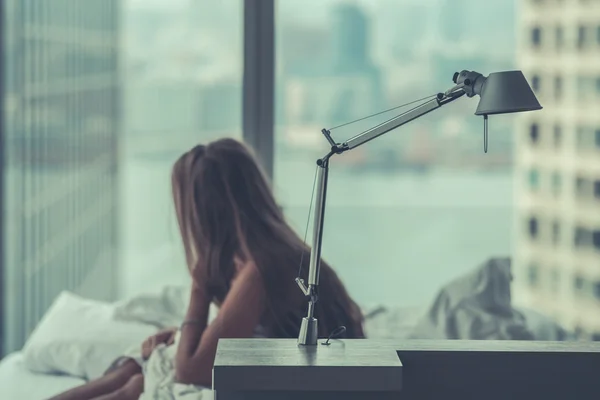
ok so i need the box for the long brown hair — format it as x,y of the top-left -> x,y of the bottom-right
171,138 -> 364,338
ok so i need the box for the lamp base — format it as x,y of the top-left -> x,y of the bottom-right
298,317 -> 318,346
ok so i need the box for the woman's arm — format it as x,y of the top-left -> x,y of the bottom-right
174,262 -> 266,387
174,281 -> 211,367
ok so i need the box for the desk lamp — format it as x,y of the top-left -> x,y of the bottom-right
295,70 -> 543,346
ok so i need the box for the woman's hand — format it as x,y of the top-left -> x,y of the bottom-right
141,327 -> 178,360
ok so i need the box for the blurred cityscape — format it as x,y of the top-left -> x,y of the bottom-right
125,0 -> 515,171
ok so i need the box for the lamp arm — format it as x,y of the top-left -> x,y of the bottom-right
295,88 -> 465,346
334,90 -> 465,153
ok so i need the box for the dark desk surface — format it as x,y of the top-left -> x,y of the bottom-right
213,338 -> 600,400
213,339 -> 403,392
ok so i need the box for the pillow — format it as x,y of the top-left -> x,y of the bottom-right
22,291 -> 156,381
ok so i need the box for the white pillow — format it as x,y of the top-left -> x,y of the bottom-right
22,291 -> 156,381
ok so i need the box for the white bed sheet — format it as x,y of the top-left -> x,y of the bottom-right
0,352 -> 85,400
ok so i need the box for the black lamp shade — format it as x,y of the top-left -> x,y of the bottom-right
475,70 -> 542,116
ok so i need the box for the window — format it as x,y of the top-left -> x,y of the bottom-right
596,129 -> 600,148
529,123 -> 540,144
529,217 -> 539,239
578,25 -> 587,49
575,176 -> 587,197
576,125 -> 588,149
554,75 -> 563,99
531,75 -> 541,92
551,269 -> 560,293
597,26 -> 600,45
555,26 -> 564,49
275,0 -> 519,320
574,227 -> 591,248
594,180 -> 600,199
551,172 -> 562,195
531,26 -> 542,47
574,275 -> 585,291
8,0 -> 600,370
528,168 -> 540,190
553,124 -> 561,148
577,75 -> 590,98
120,2 -> 244,299
2,0 -> 123,354
552,221 -> 560,245
528,263 -> 539,287
593,230 -> 600,250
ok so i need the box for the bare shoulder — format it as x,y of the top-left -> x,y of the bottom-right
233,259 -> 262,283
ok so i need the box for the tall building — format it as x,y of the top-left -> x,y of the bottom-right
513,0 -> 600,339
1,0 -> 121,355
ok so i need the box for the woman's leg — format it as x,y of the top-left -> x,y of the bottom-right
90,374 -> 144,400
47,359 -> 141,400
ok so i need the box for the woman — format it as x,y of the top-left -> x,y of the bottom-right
50,138 -> 364,400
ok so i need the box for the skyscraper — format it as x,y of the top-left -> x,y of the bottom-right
1,0 -> 121,354
330,2 -> 370,74
513,0 -> 600,339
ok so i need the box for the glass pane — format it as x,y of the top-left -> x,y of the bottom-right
274,0 -> 600,341
1,0 -> 242,354
120,0 -> 242,296
2,0 -> 122,353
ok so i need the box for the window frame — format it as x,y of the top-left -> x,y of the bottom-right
0,0 -> 5,358
242,0 -> 275,179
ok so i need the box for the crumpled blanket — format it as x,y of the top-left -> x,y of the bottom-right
111,285 -> 214,399
409,257 -> 536,340
110,285 -> 272,399
113,285 -> 193,329
116,331 -> 212,400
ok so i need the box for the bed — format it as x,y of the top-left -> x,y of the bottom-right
0,352 -> 85,399
0,258 -> 572,399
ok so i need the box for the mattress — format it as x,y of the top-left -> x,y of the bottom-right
0,352 -> 85,400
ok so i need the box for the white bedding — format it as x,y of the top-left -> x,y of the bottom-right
0,352 -> 85,400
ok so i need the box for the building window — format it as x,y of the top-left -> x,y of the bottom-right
551,172 -> 562,195
597,26 -> 600,45
529,217 -> 539,239
593,230 -> 600,250
594,282 -> 600,301
596,78 -> 600,95
528,169 -> 540,190
576,126 -> 587,149
553,125 -> 562,148
531,26 -> 542,47
578,25 -> 587,49
530,123 -> 540,144
551,269 -> 560,293
528,263 -> 539,287
575,176 -> 587,197
596,129 -> 600,148
574,227 -> 591,248
554,76 -> 563,99
577,75 -> 590,98
555,26 -> 564,49
531,75 -> 540,92
574,275 -> 585,291
594,180 -> 600,199
552,221 -> 561,245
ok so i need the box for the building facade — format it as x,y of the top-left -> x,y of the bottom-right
513,0 -> 600,338
1,0 -> 121,355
